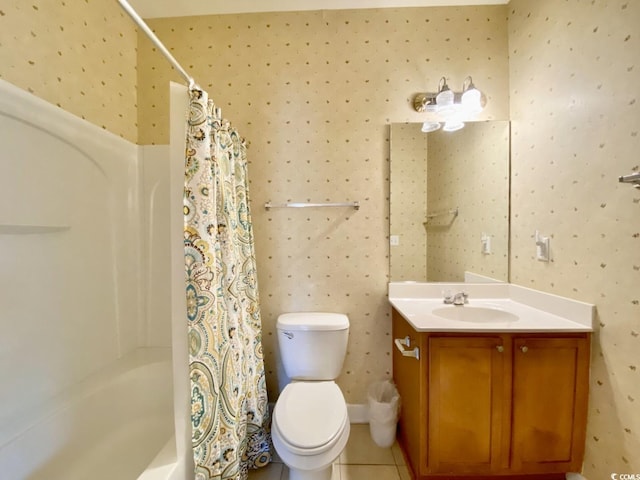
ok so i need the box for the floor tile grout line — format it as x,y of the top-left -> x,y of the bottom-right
251,424 -> 407,479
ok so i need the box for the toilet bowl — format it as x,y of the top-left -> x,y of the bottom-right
272,382 -> 350,480
272,313 -> 351,480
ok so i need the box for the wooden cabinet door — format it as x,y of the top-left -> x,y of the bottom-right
510,336 -> 590,473
392,309 -> 425,477
428,336 -> 506,474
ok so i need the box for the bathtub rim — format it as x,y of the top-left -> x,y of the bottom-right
0,346 -> 172,450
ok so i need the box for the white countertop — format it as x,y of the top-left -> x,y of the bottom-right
389,282 -> 594,333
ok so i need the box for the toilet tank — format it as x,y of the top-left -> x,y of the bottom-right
277,312 -> 349,381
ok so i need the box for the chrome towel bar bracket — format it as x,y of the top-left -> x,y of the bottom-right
619,172 -> 640,189
425,207 -> 459,220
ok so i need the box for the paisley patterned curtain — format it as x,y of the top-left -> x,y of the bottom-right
183,88 -> 271,480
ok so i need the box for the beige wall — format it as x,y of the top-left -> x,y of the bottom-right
508,0 -> 640,475
7,1 -> 638,475
389,123 -> 428,281
137,7 -> 510,402
0,1 -> 138,143
138,7 -> 509,144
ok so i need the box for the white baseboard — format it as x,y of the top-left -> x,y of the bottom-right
347,404 -> 369,423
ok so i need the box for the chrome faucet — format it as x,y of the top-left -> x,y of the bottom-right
443,290 -> 468,306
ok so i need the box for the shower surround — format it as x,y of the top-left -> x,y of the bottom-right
0,79 -> 176,478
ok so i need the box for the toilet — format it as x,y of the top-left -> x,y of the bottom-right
271,312 -> 350,480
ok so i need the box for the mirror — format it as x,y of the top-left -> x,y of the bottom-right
389,121 -> 510,282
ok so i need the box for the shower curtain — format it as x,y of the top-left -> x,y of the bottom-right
183,88 -> 271,480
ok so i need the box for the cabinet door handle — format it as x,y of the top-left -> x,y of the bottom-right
496,345 -> 504,353
520,346 -> 529,353
394,336 -> 420,360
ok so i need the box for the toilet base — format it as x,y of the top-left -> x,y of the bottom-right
287,463 -> 336,480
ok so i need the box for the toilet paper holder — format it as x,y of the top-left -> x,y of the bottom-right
394,336 -> 420,360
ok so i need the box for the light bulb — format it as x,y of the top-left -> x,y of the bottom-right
435,77 -> 454,108
461,88 -> 483,114
443,120 -> 465,132
421,122 -> 441,133
436,88 -> 454,106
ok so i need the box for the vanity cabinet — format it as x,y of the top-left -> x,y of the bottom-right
428,336 -> 506,475
392,308 -> 590,479
509,337 -> 589,474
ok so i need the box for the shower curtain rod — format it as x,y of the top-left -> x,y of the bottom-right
117,0 -> 200,90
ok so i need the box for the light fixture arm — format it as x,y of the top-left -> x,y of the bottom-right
438,76 -> 450,93
462,76 -> 475,92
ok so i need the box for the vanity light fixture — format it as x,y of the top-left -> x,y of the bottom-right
413,76 -> 487,132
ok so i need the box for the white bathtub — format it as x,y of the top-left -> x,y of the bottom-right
0,348 -> 174,480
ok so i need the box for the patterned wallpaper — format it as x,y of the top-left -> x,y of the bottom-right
0,1 -> 138,143
389,123 -> 428,281
3,0 -> 637,474
1,0 -> 637,474
508,0 -> 640,476
137,6 -> 510,402
426,121 -> 509,281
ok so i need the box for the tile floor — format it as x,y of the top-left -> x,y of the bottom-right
249,424 -> 410,480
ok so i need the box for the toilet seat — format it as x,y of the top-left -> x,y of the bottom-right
273,381 -> 348,456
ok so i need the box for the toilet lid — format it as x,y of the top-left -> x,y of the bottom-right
274,382 -> 347,450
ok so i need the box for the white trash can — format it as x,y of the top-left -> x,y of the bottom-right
367,380 -> 400,448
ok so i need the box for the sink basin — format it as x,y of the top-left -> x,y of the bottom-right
432,306 -> 519,323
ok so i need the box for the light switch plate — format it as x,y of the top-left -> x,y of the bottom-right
535,230 -> 550,262
481,233 -> 491,254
